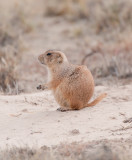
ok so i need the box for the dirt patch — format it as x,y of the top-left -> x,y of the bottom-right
0,85 -> 132,148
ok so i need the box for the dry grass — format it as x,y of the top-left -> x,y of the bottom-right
10,6 -> 34,34
0,24 -> 25,94
44,0 -> 88,18
81,50 -> 132,79
44,0 -> 132,31
0,2 -> 36,94
1,139 -> 132,160
0,1 -> 35,94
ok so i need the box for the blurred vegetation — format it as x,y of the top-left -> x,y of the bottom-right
0,24 -> 25,94
0,139 -> 132,160
0,0 -> 132,94
44,0 -> 132,32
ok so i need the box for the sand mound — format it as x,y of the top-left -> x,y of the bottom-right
0,85 -> 132,148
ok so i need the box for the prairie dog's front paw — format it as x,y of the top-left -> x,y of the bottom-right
37,84 -> 47,90
37,85 -> 42,90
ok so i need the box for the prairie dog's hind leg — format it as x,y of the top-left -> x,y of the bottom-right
56,98 -> 72,112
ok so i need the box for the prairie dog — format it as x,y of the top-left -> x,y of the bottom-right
37,50 -> 107,111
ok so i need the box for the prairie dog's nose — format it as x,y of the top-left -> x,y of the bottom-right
38,55 -> 42,61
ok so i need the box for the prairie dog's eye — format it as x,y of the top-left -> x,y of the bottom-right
47,53 -> 51,56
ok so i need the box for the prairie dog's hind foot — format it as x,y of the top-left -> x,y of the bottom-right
57,107 -> 71,112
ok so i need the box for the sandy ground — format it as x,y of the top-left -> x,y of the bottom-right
0,85 -> 132,148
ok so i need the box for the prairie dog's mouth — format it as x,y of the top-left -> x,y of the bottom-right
40,61 -> 45,65
38,55 -> 45,65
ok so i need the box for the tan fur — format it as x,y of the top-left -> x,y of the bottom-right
37,50 -> 107,111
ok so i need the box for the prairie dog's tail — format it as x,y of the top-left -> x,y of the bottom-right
87,93 -> 107,107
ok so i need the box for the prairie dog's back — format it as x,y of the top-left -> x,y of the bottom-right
54,64 -> 94,107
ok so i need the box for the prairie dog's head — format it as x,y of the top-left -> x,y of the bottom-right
38,50 -> 68,67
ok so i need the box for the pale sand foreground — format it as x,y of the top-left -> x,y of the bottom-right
0,85 -> 132,148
